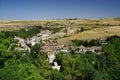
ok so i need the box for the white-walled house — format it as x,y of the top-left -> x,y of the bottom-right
48,54 -> 55,63
52,62 -> 61,71
77,45 -> 101,53
14,36 -> 31,52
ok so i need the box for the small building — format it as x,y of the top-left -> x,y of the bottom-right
52,62 -> 61,71
41,44 -> 62,54
41,45 -> 54,55
37,30 -> 51,40
77,45 -> 101,53
48,54 -> 55,63
61,47 -> 68,52
14,36 -> 31,52
26,36 -> 41,46
78,45 -> 87,53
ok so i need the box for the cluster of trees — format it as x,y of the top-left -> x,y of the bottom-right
0,29 -> 64,80
51,27 -> 63,34
101,35 -> 120,80
0,45 -> 48,80
0,27 -> 120,80
55,52 -> 107,80
80,27 -> 84,32
16,28 -> 41,39
65,18 -> 78,20
0,31 -> 13,51
2,27 -> 41,39
0,34 -> 62,80
72,39 -> 102,46
55,35 -> 120,80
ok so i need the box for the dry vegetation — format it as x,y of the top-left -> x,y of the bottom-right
0,20 -> 65,30
0,18 -> 120,44
57,26 -> 120,44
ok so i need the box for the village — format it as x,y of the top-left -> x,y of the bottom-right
8,28 -> 102,71
1,0 -> 120,79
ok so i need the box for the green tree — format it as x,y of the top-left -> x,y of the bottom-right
0,59 -> 20,80
0,59 -> 45,80
80,27 -> 84,32
31,44 -> 41,59
50,70 -> 65,80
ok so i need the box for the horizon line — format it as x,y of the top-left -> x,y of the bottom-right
0,17 -> 120,21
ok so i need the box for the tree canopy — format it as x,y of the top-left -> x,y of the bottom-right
0,29 -> 120,80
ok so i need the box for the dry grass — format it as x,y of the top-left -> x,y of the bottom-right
57,26 -> 120,44
0,18 -> 120,44
0,18 -> 120,30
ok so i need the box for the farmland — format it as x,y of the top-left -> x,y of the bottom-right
0,18 -> 120,44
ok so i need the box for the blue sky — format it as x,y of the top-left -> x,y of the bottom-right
0,0 -> 120,20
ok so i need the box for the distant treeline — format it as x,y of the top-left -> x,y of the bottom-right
72,39 -> 102,46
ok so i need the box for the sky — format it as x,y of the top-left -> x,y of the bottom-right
0,0 -> 120,20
